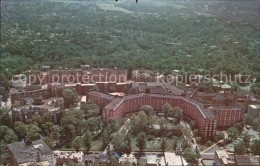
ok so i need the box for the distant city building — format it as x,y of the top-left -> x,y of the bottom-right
87,91 -> 114,109
26,66 -> 128,85
214,150 -> 260,166
7,140 -> 55,166
12,74 -> 27,88
132,69 -> 162,82
209,106 -> 244,130
12,97 -> 63,124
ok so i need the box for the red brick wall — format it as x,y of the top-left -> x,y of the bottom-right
103,94 -> 217,137
210,107 -> 244,129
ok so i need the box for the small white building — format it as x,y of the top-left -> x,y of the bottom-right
146,155 -> 159,166
12,74 -> 27,88
68,151 -> 84,163
161,152 -> 188,166
119,154 -> 137,165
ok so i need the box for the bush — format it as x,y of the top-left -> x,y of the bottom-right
167,132 -> 173,138
147,135 -> 154,141
206,140 -> 212,146
217,132 -> 225,141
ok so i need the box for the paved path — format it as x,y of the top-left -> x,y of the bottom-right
104,118 -> 130,153
180,121 -> 200,152
200,132 -> 227,160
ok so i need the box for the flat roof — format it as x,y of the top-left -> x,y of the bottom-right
162,152 -> 185,166
249,105 -> 260,109
88,91 -> 114,99
209,105 -> 244,110
146,155 -> 158,164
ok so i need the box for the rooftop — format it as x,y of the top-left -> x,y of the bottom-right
146,155 -> 158,164
88,91 -> 115,99
235,155 -> 260,165
32,140 -> 53,155
7,140 -> 53,165
249,105 -> 260,109
215,150 -> 235,165
104,93 -> 215,119
162,152 -> 187,166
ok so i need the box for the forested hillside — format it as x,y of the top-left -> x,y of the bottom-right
1,0 -> 259,90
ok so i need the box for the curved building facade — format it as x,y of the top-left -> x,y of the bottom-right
102,94 -> 217,137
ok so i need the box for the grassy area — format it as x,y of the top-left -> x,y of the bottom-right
59,139 -> 103,151
198,144 -> 208,152
90,139 -> 103,151
131,138 -> 175,152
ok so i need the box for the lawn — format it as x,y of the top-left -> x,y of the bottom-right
198,144 -> 208,152
59,139 -> 103,151
131,137 -> 175,152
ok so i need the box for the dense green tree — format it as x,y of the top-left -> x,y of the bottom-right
42,122 -> 54,136
130,111 -> 149,136
250,139 -> 260,155
26,124 -> 41,143
0,0 -> 258,92
140,105 -> 154,117
62,87 -> 78,108
183,148 -> 197,165
244,114 -> 254,125
72,136 -> 82,152
0,109 -> 13,127
160,137 -> 167,152
136,132 -> 147,152
172,124 -> 183,137
234,141 -> 246,155
195,148 -> 201,162
234,123 -> 244,132
241,131 -> 251,147
0,126 -> 18,144
162,103 -> 173,119
14,121 -> 27,139
216,132 -> 225,141
227,127 -> 239,141
80,102 -> 100,117
83,131 -> 92,154
206,140 -> 212,147
172,107 -> 182,124
60,124 -> 76,142
113,135 -> 131,156
86,117 -> 103,135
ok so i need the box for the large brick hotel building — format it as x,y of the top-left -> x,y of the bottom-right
11,66 -> 245,138
88,91 -> 244,137
102,93 -> 217,137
